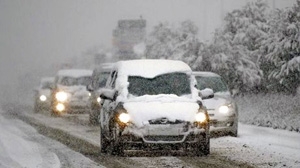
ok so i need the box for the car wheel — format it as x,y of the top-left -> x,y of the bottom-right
89,109 -> 99,125
99,125 -> 109,153
230,122 -> 238,137
109,123 -> 124,156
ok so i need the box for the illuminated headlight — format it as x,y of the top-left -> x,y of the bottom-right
96,97 -> 101,103
219,105 -> 229,114
39,95 -> 47,101
195,112 -> 207,123
118,113 -> 130,124
88,92 -> 91,97
55,91 -> 68,102
56,103 -> 65,112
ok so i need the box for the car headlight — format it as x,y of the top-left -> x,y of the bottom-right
55,91 -> 68,102
219,105 -> 229,114
195,112 -> 207,123
96,97 -> 101,103
39,95 -> 47,101
56,103 -> 65,112
88,92 -> 91,97
118,113 -> 130,124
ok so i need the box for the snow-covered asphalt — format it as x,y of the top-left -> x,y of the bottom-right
0,108 -> 102,168
1,103 -> 300,168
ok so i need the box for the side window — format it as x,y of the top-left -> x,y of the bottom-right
109,71 -> 117,89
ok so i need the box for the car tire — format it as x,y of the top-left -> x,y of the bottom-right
109,123 -> 124,156
99,125 -> 109,153
89,109 -> 99,125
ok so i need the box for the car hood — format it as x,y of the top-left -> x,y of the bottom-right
39,89 -> 51,97
57,85 -> 90,100
202,93 -> 232,110
124,99 -> 199,128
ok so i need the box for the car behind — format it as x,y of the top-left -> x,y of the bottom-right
34,77 -> 54,113
193,71 -> 238,137
51,69 -> 92,116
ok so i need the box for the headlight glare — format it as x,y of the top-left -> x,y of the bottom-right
56,103 -> 65,112
219,105 -> 229,114
118,113 -> 130,123
195,112 -> 207,123
96,97 -> 101,103
55,91 -> 68,102
39,95 -> 47,101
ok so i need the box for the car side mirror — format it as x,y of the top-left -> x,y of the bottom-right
199,88 -> 214,100
86,84 -> 94,92
99,88 -> 116,101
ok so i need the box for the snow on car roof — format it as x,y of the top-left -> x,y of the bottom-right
57,69 -> 92,78
93,63 -> 114,73
192,71 -> 221,77
115,59 -> 192,78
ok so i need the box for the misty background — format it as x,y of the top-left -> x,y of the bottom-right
0,0 -> 296,103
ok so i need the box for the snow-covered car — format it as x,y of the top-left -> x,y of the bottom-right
99,59 -> 210,156
51,69 -> 92,116
193,71 -> 238,137
33,77 -> 54,113
87,63 -> 114,124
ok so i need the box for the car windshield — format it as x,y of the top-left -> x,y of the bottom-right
41,81 -> 52,89
98,72 -> 110,88
128,72 -> 191,96
196,76 -> 228,93
58,76 -> 91,86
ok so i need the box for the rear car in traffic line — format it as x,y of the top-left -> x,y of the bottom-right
50,69 -> 92,116
87,63 -> 114,124
99,59 -> 210,156
33,77 -> 54,113
193,71 -> 238,137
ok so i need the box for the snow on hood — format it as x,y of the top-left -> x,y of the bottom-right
124,99 -> 199,128
202,92 -> 232,110
115,59 -> 192,78
57,85 -> 89,97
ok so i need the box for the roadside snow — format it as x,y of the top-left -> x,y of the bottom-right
236,93 -> 300,133
0,111 -> 61,168
212,123 -> 300,167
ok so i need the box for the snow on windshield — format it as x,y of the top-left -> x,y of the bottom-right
128,72 -> 191,96
116,59 -> 192,78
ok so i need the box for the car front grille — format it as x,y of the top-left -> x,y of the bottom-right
143,135 -> 184,142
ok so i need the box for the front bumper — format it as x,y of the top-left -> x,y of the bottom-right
53,101 -> 90,114
209,114 -> 237,134
118,123 -> 209,147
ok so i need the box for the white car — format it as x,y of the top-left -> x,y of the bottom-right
99,59 -> 210,156
87,63 -> 114,124
34,77 -> 54,113
193,71 -> 238,137
51,69 -> 92,116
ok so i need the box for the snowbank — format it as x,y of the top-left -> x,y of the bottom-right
235,93 -> 300,133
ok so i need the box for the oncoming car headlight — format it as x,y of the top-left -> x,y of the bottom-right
56,103 -> 65,112
118,113 -> 130,124
96,97 -> 101,103
39,95 -> 47,101
219,105 -> 229,114
195,112 -> 207,123
55,91 -> 68,102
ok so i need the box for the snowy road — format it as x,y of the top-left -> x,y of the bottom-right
2,103 -> 300,168
0,107 -> 102,168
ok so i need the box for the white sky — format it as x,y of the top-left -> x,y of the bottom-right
0,0 -> 296,101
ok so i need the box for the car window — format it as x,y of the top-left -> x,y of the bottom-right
128,72 -> 191,96
196,76 -> 228,93
41,81 -> 52,89
58,76 -> 91,86
98,72 -> 110,88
